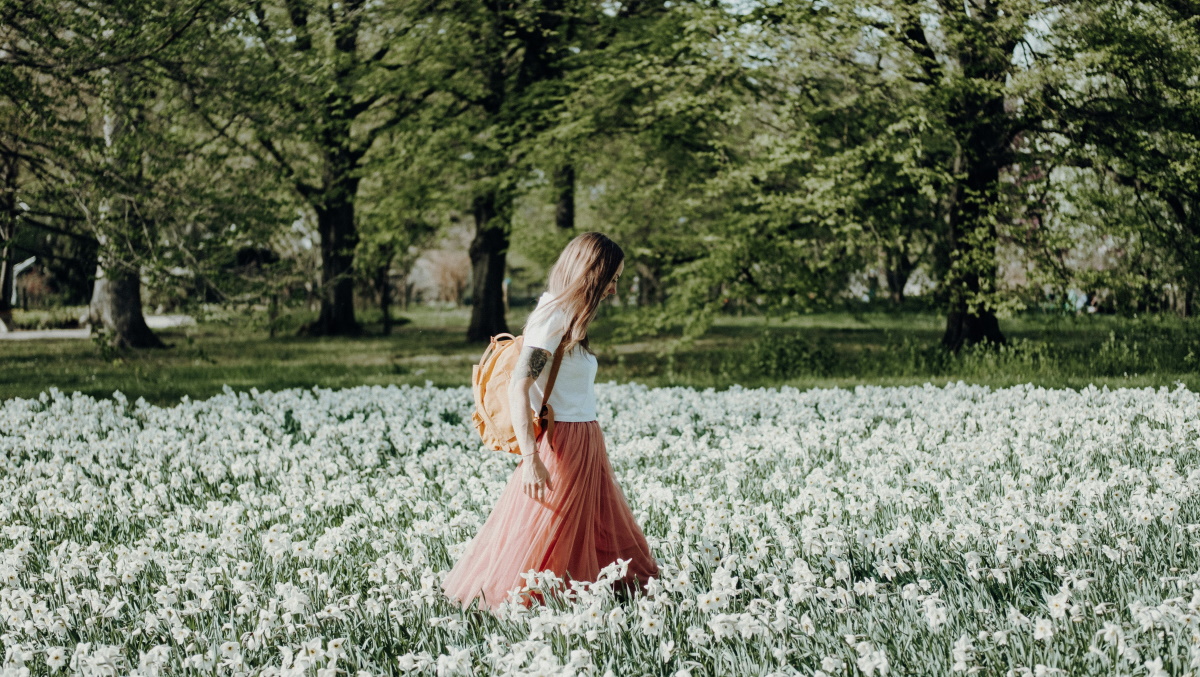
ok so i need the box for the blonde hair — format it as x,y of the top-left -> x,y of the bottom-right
523,232 -> 624,355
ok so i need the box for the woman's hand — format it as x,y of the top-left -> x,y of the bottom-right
511,344 -> 555,503
522,453 -> 553,502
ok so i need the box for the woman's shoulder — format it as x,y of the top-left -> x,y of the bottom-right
525,293 -> 569,342
531,293 -> 569,322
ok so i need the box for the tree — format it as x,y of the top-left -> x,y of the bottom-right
909,0 -> 1032,348
186,0 -> 454,337
592,0 -> 1053,348
1041,0 -> 1200,316
765,0 -> 1049,349
354,128 -> 444,334
0,93 -> 24,332
561,0 -> 878,335
444,0 -> 614,342
85,69 -> 165,348
524,0 -> 741,335
1,7 -> 82,333
1,0 -> 227,347
0,149 -> 16,332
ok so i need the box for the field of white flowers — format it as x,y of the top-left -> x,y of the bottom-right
1,382 -> 1198,677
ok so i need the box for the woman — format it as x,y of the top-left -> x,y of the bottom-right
442,232 -> 660,613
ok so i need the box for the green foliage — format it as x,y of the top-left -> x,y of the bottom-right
9,307 -> 83,330
874,325 -> 1199,383
1037,0 -> 1200,309
742,331 -> 837,380
557,0 -> 1055,344
1,312 -> 1197,404
5,0 -> 1200,347
607,312 -> 1200,389
1,0 -> 286,321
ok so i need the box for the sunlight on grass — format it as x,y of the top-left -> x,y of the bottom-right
2,308 -> 1196,404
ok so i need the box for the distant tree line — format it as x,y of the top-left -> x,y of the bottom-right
1,0 -> 1196,349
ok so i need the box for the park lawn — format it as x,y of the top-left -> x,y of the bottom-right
1,306 -> 1197,405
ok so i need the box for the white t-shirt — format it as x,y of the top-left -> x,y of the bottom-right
522,292 -> 598,423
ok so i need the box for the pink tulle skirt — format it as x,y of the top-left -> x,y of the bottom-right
442,421 -> 659,612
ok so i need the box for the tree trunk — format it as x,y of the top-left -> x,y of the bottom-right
308,192 -> 361,336
554,163 -> 575,230
635,261 -> 664,306
373,244 -> 396,336
939,91 -> 1010,350
467,191 -> 510,342
942,309 -> 1004,351
379,276 -> 392,335
0,242 -> 13,333
269,293 -> 279,338
88,266 -> 164,348
87,68 -> 164,349
940,206 -> 1006,350
0,154 -> 17,332
884,248 -> 914,305
940,159 -> 1007,351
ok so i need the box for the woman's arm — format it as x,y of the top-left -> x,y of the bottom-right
510,345 -> 554,500
510,345 -> 550,456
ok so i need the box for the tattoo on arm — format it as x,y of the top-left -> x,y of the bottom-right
522,347 -> 551,380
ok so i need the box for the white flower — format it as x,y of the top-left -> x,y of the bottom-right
1046,590 -> 1070,620
1098,622 -> 1123,647
1034,618 -> 1054,642
396,654 -> 419,672
853,641 -> 889,676
44,648 -> 67,670
951,633 -> 974,672
658,640 -> 674,662
924,598 -> 948,632
327,638 -> 348,660
4,381 -> 1199,676
800,612 -> 816,636
639,613 -> 664,635
435,646 -> 470,677
708,613 -> 738,640
820,656 -> 844,673
1143,658 -> 1168,677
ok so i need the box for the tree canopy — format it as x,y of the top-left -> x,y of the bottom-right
2,0 -> 1195,346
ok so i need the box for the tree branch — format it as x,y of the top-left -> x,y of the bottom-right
898,14 -> 943,85
20,216 -> 98,244
258,135 -> 320,197
179,91 -> 320,199
284,0 -> 313,52
351,86 -> 437,159
348,93 -> 386,119
75,1 -> 211,76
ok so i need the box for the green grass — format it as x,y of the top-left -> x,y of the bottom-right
7,306 -> 85,330
2,305 -> 1197,405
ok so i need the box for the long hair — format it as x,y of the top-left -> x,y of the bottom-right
523,232 -> 624,355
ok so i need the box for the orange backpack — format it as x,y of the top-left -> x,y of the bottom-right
471,333 -> 565,455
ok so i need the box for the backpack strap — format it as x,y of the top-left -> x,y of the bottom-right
540,343 -> 565,411
537,343 -> 566,445
477,333 -> 514,374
